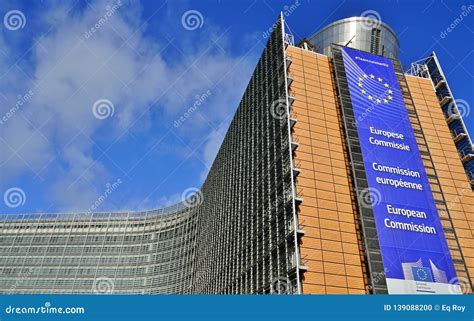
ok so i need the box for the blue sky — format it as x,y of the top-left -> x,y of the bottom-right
0,0 -> 472,214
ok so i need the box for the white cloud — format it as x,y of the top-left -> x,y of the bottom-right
199,122 -> 228,181
0,117 -> 52,179
47,146 -> 108,211
0,0 -> 259,211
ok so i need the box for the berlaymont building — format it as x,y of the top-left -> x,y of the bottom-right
1,14 -> 473,295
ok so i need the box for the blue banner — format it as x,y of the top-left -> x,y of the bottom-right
341,47 -> 459,294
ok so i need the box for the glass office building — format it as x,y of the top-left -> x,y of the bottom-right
1,15 -> 472,295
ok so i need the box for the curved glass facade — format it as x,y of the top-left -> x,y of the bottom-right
0,205 -> 197,294
308,17 -> 400,59
0,17 -> 302,295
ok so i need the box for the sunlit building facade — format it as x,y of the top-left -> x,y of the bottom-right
0,14 -> 472,295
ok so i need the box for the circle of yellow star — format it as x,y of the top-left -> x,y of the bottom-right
416,269 -> 428,280
358,74 -> 393,105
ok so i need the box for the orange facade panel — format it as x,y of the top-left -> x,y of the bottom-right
287,46 -> 367,294
288,46 -> 473,294
406,75 -> 474,284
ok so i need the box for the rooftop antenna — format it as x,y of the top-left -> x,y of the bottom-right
344,34 -> 356,47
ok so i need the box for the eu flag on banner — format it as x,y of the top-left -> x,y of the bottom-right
341,46 -> 458,294
411,267 -> 434,282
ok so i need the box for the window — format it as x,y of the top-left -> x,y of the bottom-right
370,28 -> 381,55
